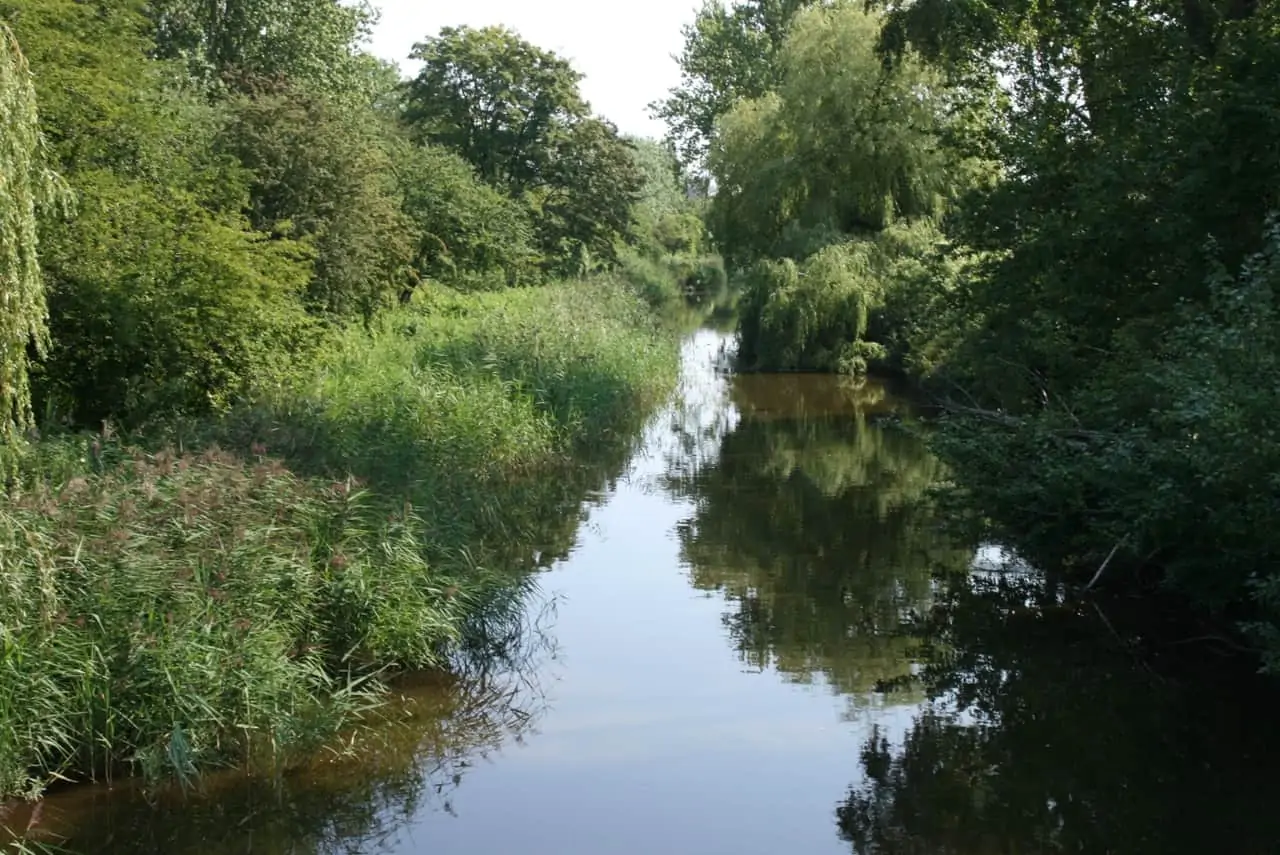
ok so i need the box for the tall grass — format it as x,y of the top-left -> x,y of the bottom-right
214,278 -> 677,553
0,278 -> 678,803
0,444 -> 486,798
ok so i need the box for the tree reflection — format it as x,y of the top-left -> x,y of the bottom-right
665,373 -> 971,699
838,573 -> 1280,854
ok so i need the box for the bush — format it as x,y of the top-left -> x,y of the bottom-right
618,250 -> 683,309
397,143 -> 542,292
35,171 -> 318,428
933,218 -> 1280,667
218,89 -> 416,319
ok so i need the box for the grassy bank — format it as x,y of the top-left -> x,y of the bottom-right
0,279 -> 678,801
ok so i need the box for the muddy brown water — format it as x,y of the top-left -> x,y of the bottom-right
9,328 -> 1280,854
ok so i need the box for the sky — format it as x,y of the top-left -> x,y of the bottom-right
367,0 -> 701,141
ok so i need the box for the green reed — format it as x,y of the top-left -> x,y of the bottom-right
0,278 -> 678,803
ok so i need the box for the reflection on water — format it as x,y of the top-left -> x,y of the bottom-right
665,367 -> 970,703
10,328 -> 1280,854
839,572 -> 1280,854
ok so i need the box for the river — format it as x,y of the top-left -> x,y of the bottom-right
12,327 -> 1280,853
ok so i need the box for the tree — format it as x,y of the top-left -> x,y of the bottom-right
404,25 -> 644,278
708,2 -> 960,267
699,2 -> 973,375
534,118 -> 644,276
627,136 -> 704,257
148,0 -> 378,104
219,87 -> 415,319
396,142 -> 541,290
405,26 -> 587,197
9,0 -> 315,426
862,0 -> 1280,645
652,0 -> 816,170
0,23 -> 57,443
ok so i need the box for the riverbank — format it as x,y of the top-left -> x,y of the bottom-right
19,327 -> 1280,855
0,278 -> 679,803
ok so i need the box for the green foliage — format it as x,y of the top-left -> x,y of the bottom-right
0,442 -> 465,797
885,0 -> 1280,655
406,26 -> 586,196
0,23 -> 58,444
532,118 -> 645,277
36,171 -> 316,426
935,222 -> 1280,662
218,87 -> 414,318
213,279 -> 677,552
707,2 -> 961,267
0,0 -> 694,804
692,2 -> 977,378
0,277 -> 677,800
404,26 -> 644,278
627,136 -> 706,258
627,137 -> 687,225
9,0 -> 317,427
737,222 -> 952,375
396,142 -> 541,291
653,0 -> 816,170
148,0 -> 378,104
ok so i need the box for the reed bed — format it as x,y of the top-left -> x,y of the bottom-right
0,279 -> 678,802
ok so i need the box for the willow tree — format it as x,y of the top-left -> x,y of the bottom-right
707,2 -> 962,267
0,24 -> 54,444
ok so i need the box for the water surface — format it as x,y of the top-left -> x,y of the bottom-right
15,329 -> 1280,854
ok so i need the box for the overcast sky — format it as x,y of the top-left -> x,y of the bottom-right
367,0 -> 700,141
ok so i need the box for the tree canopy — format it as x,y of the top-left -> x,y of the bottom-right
404,25 -> 644,277
672,0 -> 1280,662
406,25 -> 587,196
652,0 -> 815,171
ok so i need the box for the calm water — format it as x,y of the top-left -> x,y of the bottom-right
14,329 -> 1280,853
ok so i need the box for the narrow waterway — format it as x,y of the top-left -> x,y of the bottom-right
17,328 -> 1280,854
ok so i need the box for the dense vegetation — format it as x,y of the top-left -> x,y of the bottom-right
659,0 -> 1280,668
0,0 -> 708,800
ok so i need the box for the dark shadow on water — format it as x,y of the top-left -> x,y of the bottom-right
663,356 -> 1280,852
838,570 -> 1280,854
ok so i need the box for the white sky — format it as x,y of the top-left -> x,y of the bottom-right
367,0 -> 701,140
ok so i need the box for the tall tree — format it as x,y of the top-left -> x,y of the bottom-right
534,118 -> 644,275
708,2 -> 959,266
652,0 -> 815,170
627,136 -> 705,257
404,26 -> 642,277
8,0 -> 315,426
219,86 -> 415,319
405,26 -> 587,196
0,23 -> 59,443
148,0 -> 377,103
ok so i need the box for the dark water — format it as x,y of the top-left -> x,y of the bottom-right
11,329 -> 1280,853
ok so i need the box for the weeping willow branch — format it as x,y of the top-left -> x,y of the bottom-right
0,24 -> 59,445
